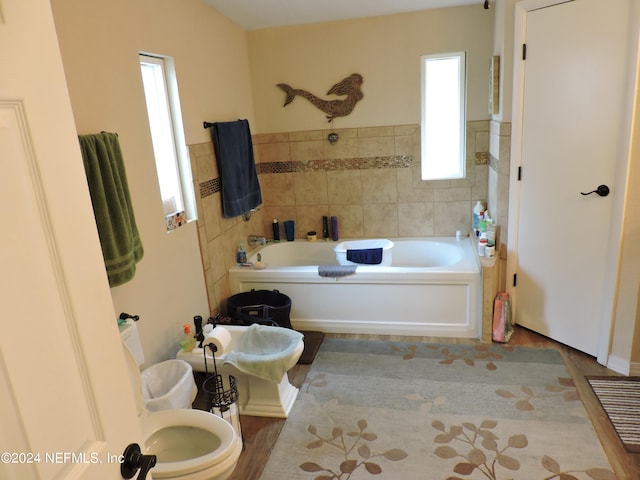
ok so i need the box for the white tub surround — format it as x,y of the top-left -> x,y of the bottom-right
229,237 -> 482,338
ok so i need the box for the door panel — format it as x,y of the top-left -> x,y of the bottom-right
514,0 -> 632,355
1,1 -> 143,478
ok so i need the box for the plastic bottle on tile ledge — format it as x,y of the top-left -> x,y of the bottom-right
473,201 -> 485,235
272,219 -> 280,241
236,241 -> 247,264
478,237 -> 487,257
322,216 -> 330,240
331,216 -> 339,241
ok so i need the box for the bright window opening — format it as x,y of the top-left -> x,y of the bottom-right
139,53 -> 196,230
421,52 -> 466,180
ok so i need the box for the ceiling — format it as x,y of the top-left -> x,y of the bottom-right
202,0 -> 487,30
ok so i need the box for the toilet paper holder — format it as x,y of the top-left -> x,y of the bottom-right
202,343 -> 241,434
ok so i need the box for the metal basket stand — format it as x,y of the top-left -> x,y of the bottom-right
202,343 -> 243,443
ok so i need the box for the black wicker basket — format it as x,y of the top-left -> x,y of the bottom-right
226,289 -> 292,328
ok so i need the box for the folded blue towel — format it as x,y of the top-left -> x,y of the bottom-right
211,119 -> 262,218
318,265 -> 357,277
346,248 -> 383,265
223,324 -> 303,382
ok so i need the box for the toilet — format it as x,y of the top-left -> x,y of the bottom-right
120,320 -> 242,480
177,324 -> 304,418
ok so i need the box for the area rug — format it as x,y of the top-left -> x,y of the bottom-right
587,376 -> 640,453
260,339 -> 614,479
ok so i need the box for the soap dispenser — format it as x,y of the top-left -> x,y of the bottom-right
180,324 -> 196,352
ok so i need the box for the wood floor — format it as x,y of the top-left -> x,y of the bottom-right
193,326 -> 640,480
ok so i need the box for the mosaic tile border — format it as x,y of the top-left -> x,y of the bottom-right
199,177 -> 221,198
197,152 -> 490,199
476,152 -> 490,166
198,155 -> 413,199
199,152 -> 490,198
256,155 -> 413,174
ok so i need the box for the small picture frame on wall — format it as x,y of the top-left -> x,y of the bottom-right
489,55 -> 500,115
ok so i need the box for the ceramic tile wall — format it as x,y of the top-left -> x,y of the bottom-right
189,121 -> 491,314
254,122 -> 490,240
488,120 -> 511,255
487,120 -> 512,292
188,141 -> 266,315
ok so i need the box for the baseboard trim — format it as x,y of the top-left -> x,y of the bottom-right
629,362 -> 640,376
606,354 -> 631,375
291,318 -> 479,339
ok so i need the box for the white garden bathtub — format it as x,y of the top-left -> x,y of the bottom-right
228,237 -> 482,338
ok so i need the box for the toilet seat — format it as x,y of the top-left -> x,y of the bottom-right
140,409 -> 242,479
121,340 -> 242,479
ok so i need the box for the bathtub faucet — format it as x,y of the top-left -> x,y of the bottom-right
248,235 -> 267,246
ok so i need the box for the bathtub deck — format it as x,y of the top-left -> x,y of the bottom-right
192,326 -> 640,480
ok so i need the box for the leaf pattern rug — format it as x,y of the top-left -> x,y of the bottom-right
260,339 -> 614,480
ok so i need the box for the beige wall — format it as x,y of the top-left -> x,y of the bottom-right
247,6 -> 495,133
188,6 -> 496,314
51,1 -> 497,354
614,4 -> 640,365
46,0 -> 640,371
51,0 -> 254,366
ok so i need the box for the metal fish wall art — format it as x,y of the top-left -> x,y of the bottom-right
276,73 -> 364,122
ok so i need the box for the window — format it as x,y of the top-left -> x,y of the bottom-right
421,52 -> 466,180
139,53 -> 196,230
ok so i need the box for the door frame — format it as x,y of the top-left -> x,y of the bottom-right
505,0 -> 634,366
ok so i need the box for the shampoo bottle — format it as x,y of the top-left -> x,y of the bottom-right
236,241 -> 247,264
272,219 -> 280,241
322,216 -> 330,240
331,216 -> 339,241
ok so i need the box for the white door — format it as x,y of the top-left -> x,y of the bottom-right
1,1 -> 144,479
508,0 -> 633,357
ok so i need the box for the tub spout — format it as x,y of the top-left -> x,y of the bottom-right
248,235 -> 267,246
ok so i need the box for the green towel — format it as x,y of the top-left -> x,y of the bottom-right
79,132 -> 143,287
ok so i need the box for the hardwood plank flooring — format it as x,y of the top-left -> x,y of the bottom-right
193,326 -> 640,480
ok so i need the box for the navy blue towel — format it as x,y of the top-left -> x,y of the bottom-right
346,248 -> 383,265
211,119 -> 262,218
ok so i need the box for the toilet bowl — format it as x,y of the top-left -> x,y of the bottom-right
140,409 -> 242,480
177,324 -> 304,418
120,319 -> 197,411
120,323 -> 242,480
